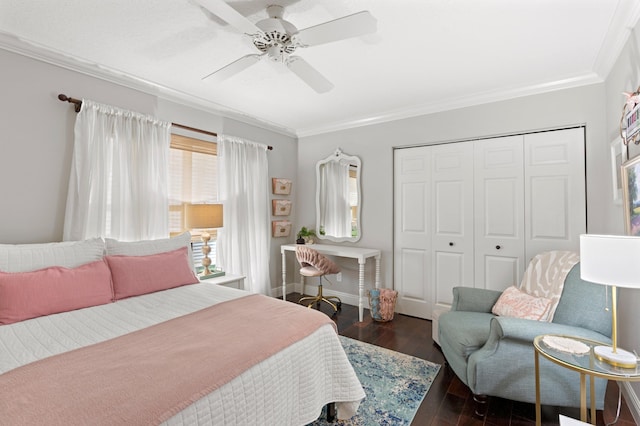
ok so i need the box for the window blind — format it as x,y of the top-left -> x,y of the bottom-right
168,133 -> 219,264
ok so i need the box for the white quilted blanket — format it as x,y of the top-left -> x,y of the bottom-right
0,283 -> 365,425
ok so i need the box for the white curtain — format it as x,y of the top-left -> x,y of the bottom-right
321,160 -> 351,238
63,99 -> 171,241
217,134 -> 271,295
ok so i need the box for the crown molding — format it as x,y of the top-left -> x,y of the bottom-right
298,0 -> 640,138
296,73 -> 604,138
0,31 -> 297,138
1,14 -> 625,141
593,0 -> 640,79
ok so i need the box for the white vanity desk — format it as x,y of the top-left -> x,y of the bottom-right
281,243 -> 381,322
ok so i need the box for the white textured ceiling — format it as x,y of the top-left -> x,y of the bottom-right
1,1 -> 639,136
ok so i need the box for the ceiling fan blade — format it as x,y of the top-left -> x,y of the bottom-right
296,11 -> 376,47
193,0 -> 261,35
203,54 -> 262,81
287,56 -> 334,93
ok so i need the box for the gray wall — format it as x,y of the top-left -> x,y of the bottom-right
0,49 -> 158,244
605,24 -> 640,417
297,84 -> 608,296
0,48 -> 297,296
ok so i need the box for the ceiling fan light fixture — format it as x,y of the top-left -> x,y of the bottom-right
265,44 -> 288,62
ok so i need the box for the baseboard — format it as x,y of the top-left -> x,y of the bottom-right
621,381 -> 640,424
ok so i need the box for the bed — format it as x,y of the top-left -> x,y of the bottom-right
0,234 -> 365,425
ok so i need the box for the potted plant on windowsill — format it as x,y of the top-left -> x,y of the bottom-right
296,227 -> 317,245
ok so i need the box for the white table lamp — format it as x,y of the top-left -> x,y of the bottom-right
580,234 -> 640,368
185,203 -> 223,276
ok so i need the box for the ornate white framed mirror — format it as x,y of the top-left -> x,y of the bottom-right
315,148 -> 361,242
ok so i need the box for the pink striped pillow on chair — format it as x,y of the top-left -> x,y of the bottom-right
492,286 -> 553,321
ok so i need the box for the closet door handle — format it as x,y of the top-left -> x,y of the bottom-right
495,245 -> 501,250
449,242 -> 454,246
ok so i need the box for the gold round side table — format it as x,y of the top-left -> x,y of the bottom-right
534,334 -> 640,425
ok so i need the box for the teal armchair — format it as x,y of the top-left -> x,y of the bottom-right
438,263 -> 612,411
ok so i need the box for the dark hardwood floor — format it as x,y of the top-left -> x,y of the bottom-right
286,293 -> 637,426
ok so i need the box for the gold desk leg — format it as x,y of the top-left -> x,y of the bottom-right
589,375 -> 596,425
580,373 -> 587,422
535,350 -> 541,426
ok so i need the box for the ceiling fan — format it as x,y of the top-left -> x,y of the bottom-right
194,0 -> 377,93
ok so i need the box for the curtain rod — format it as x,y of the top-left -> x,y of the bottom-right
57,94 -> 273,150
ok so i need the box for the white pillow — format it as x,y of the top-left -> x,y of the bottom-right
492,285 -> 553,321
0,238 -> 105,272
105,232 -> 195,272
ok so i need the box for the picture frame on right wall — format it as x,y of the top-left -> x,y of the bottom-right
622,154 -> 640,235
611,137 -> 627,204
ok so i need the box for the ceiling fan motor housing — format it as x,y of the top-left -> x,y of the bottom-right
253,6 -> 298,62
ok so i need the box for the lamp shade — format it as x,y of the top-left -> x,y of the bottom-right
580,234 -> 640,289
184,204 -> 223,229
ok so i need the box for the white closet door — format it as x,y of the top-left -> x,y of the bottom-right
392,127 -> 586,319
524,128 -> 586,260
393,146 -> 432,318
431,143 -> 474,307
474,136 -> 525,292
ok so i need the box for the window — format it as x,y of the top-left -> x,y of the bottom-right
168,133 -> 219,266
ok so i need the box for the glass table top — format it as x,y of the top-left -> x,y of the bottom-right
534,334 -> 640,379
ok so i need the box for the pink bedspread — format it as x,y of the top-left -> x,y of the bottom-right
0,294 -> 335,425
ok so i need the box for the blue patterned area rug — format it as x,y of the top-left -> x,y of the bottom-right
309,336 -> 441,426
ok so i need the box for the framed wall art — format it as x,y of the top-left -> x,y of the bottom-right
622,87 -> 640,145
272,199 -> 292,216
622,155 -> 640,235
611,137 -> 627,204
272,220 -> 292,238
272,178 -> 292,195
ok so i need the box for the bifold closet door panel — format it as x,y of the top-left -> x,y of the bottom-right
393,146 -> 433,319
524,128 -> 586,260
431,142 -> 474,307
474,135 -> 526,292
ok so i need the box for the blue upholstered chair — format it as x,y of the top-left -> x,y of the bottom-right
438,262 -> 612,412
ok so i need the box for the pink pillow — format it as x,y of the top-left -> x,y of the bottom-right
106,247 -> 199,300
492,286 -> 552,321
0,259 -> 113,325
